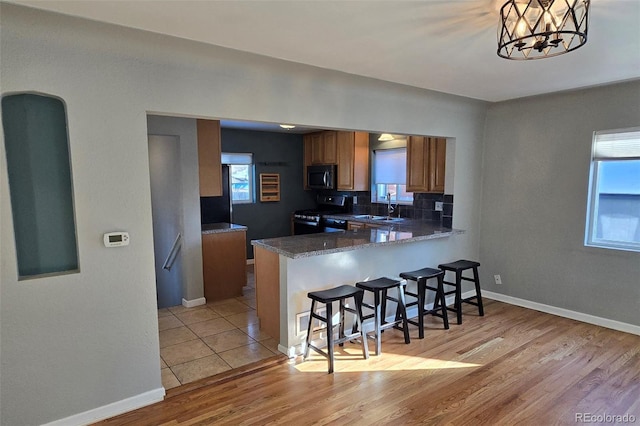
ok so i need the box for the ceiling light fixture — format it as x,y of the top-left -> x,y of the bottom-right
279,124 -> 295,130
378,133 -> 395,141
497,0 -> 590,60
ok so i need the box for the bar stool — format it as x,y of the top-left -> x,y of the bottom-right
353,277 -> 410,356
304,285 -> 369,374
438,260 -> 484,324
399,267 -> 449,338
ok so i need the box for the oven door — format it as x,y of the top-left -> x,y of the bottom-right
322,218 -> 347,233
293,220 -> 322,235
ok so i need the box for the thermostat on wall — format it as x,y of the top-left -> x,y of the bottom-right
103,231 -> 129,247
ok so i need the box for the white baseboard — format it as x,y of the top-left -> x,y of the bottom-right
42,387 -> 165,426
483,290 -> 640,336
182,297 -> 206,308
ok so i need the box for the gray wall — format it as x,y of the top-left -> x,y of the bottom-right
0,5 -> 487,425
146,115 -> 204,302
480,80 -> 640,326
221,128 -> 317,258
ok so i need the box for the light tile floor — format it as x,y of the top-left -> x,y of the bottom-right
158,264 -> 279,390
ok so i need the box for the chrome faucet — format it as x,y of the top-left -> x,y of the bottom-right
386,193 -> 395,219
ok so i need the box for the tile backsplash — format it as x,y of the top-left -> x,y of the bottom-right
328,191 -> 454,228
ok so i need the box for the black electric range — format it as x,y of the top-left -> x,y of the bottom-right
293,195 -> 350,235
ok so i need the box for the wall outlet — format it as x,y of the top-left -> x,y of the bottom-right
494,274 -> 502,285
435,201 -> 443,211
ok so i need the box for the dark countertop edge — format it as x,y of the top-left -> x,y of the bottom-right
251,228 -> 465,259
202,223 -> 248,234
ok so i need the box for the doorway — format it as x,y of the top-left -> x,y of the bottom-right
148,135 -> 183,308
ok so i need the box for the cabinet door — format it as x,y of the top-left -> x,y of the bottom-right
197,119 -> 222,196
303,134 -> 313,188
347,221 -> 366,231
323,131 -> 337,164
337,131 -> 355,190
202,231 -> 247,301
428,137 -> 446,193
353,132 -> 370,191
337,131 -> 369,191
406,135 -> 429,192
310,132 -> 324,165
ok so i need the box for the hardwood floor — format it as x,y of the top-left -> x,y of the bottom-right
98,300 -> 640,425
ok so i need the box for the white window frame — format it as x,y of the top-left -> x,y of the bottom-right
222,152 -> 255,204
585,127 -> 640,252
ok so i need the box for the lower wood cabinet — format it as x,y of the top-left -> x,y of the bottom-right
347,221 -> 385,230
202,230 -> 247,302
254,246 -> 280,340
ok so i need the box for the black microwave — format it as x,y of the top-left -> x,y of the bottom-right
307,165 -> 336,190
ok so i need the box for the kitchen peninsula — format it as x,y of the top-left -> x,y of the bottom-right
251,219 -> 464,356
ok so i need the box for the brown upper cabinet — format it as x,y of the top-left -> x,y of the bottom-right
406,136 -> 446,193
337,131 -> 369,191
197,119 -> 222,197
309,131 -> 337,165
304,130 -> 370,191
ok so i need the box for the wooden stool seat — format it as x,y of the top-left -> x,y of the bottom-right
354,277 -> 410,356
438,260 -> 484,324
399,267 -> 449,338
304,285 -> 369,373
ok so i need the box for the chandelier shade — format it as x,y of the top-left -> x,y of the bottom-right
497,0 -> 590,60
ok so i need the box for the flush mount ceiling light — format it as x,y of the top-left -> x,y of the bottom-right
497,0 -> 590,60
378,133 -> 395,141
279,124 -> 295,130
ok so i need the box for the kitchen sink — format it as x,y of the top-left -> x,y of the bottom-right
352,214 -> 404,222
372,217 -> 404,222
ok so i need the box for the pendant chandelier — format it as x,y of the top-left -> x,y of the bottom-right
497,0 -> 590,60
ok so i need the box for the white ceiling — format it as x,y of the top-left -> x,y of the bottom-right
8,0 -> 640,103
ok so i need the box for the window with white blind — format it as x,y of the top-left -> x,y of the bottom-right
585,128 -> 640,252
371,148 -> 413,204
222,152 -> 255,204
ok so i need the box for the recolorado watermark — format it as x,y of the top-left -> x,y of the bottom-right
576,413 -> 636,423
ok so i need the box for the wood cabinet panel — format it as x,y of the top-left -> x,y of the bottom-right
336,132 -> 354,190
336,131 -> 369,191
322,131 -> 337,164
308,131 -> 337,165
202,231 -> 246,302
406,135 -> 446,193
406,135 -> 429,192
197,119 -> 222,197
254,246 -> 280,341
429,137 -> 446,193
310,132 -> 324,165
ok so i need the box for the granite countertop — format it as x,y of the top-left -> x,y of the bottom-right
202,223 -> 247,235
252,218 -> 464,259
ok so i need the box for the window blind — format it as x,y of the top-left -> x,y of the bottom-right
374,148 -> 406,184
594,129 -> 640,160
222,152 -> 253,164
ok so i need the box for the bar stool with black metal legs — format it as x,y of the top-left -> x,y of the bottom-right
353,277 -> 410,356
399,267 -> 449,338
438,260 -> 484,324
304,285 -> 369,374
